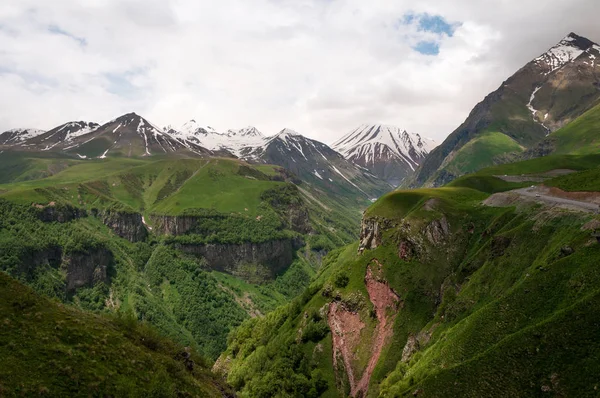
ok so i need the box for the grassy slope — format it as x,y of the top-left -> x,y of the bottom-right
0,271 -> 230,397
551,102 -> 600,155
0,152 -> 364,361
444,131 -> 524,176
0,156 -> 284,216
220,178 -> 600,397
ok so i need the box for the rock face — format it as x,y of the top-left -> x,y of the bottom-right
101,210 -> 147,242
17,246 -> 63,278
283,203 -> 312,234
64,248 -> 112,292
150,215 -> 198,235
178,239 -> 294,280
359,217 -> 385,252
35,203 -> 86,223
401,335 -> 420,363
328,259 -> 400,397
424,217 -> 450,245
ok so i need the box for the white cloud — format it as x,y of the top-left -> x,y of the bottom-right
0,0 -> 599,143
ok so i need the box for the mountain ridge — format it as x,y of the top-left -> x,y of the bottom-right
406,32 -> 600,188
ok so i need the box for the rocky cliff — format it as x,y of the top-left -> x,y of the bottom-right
64,248 -> 113,292
100,209 -> 148,242
34,203 -> 87,222
177,239 -> 295,282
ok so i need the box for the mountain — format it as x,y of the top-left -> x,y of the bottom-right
332,124 -> 437,186
242,128 -> 392,201
21,121 -> 100,151
60,113 -> 213,158
0,128 -> 46,145
164,123 -> 391,201
167,121 -> 265,157
407,32 -> 600,187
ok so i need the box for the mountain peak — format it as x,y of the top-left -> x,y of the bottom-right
227,126 -> 263,138
332,124 -> 437,186
562,32 -> 596,49
180,120 -> 218,136
274,128 -> 302,140
534,32 -> 597,74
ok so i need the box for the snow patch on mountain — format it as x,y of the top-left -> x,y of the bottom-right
534,33 -> 596,74
0,128 -> 46,145
52,122 -> 99,142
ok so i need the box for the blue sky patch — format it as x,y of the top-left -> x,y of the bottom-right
48,25 -> 87,46
412,41 -> 440,56
416,14 -> 457,37
401,12 -> 460,55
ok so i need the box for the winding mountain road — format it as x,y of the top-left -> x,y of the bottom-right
510,187 -> 599,213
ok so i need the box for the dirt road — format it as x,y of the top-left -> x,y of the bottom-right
513,187 -> 600,213
484,186 -> 600,214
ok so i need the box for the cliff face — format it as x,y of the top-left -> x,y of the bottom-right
32,204 -> 147,243
34,203 -> 87,222
149,215 -> 201,236
358,217 -> 394,253
178,239 -> 294,281
100,209 -> 148,242
64,248 -> 113,292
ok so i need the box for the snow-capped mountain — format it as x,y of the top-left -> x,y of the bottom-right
167,121 -> 265,157
244,128 -> 391,199
333,124 -> 437,186
534,32 -> 599,74
0,128 -> 46,145
21,121 -> 101,151
408,32 -> 600,188
60,113 -> 213,158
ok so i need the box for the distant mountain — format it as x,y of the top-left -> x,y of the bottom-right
20,121 -> 100,151
0,128 -> 46,146
407,32 -> 600,188
61,113 -> 213,158
333,124 -> 437,186
167,121 -> 264,157
243,128 -> 391,201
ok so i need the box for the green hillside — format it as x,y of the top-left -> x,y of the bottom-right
0,271 -> 231,396
0,151 -> 365,361
550,102 -> 600,155
444,131 -> 523,176
219,173 -> 600,397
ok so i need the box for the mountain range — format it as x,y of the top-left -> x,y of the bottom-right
0,115 -> 436,200
407,32 -> 600,187
2,30 -> 600,397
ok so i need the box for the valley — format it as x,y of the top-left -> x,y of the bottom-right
1,23 -> 600,398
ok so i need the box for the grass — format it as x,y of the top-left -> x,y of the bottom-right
551,102 -> 600,155
447,175 -> 530,194
0,271 -> 230,397
366,187 -> 486,219
0,155 -> 285,216
467,153 -> 600,177
545,167 -> 600,192
445,131 -> 524,176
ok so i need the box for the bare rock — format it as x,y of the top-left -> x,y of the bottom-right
402,335 -> 420,363
424,217 -> 450,245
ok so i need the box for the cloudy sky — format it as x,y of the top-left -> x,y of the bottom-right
1,0 -> 599,143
